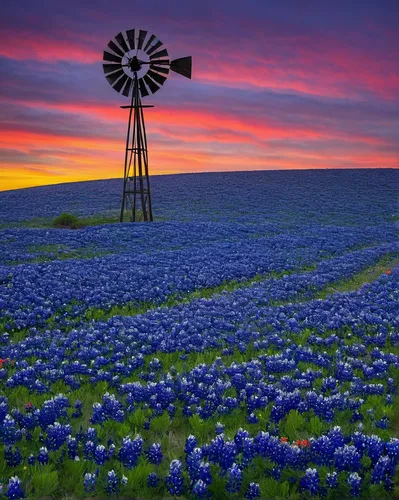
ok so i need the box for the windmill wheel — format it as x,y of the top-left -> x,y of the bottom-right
103,29 -> 192,98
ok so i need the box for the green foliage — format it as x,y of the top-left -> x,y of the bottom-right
32,470 -> 59,496
53,213 -> 83,229
280,410 -> 305,441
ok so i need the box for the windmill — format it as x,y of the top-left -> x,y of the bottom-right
103,29 -> 192,222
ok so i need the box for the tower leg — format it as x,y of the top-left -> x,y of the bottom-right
120,75 -> 153,222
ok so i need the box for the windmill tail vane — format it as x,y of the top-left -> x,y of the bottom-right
103,29 -> 192,222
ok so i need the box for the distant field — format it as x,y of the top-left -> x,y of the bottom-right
0,169 -> 398,499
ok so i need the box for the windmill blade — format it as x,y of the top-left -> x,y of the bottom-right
143,74 -> 161,94
107,40 -> 124,58
103,63 -> 122,75
170,56 -> 192,79
147,69 -> 167,85
122,77 -> 133,97
103,50 -> 122,64
143,34 -> 156,52
146,40 -> 162,55
137,30 -> 148,50
150,64 -> 169,75
138,78 -> 149,97
106,68 -> 125,86
114,73 -> 130,93
150,48 -> 168,60
126,29 -> 136,50
115,32 -> 129,54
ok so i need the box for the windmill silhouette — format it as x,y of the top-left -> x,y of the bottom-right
103,29 -> 192,221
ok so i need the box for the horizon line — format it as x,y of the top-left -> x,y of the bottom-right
1,166 -> 397,194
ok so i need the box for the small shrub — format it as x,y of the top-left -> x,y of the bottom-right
53,213 -> 83,229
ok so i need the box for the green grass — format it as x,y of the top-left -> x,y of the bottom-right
314,252 -> 399,300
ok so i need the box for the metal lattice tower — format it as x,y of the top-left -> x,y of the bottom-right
102,29 -> 192,221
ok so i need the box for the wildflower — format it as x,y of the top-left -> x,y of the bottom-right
166,459 -> 184,496
280,437 -> 288,443
106,470 -> 119,495
6,476 -> 25,499
215,422 -> 225,435
185,434 -> 197,455
385,270 -> 392,275
94,444 -> 107,465
118,435 -> 143,468
147,442 -> 163,465
192,479 -> 207,498
37,447 -> 49,465
326,471 -> 338,488
226,463 -> 242,493
83,473 -> 96,493
245,482 -> 260,499
348,472 -> 361,496
147,472 -> 158,487
300,468 -> 319,495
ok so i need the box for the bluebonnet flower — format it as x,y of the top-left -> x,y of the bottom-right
106,470 -> 119,495
247,412 -> 258,424
45,422 -> 71,450
94,444 -> 107,465
386,438 -> 399,462
348,472 -> 361,496
147,472 -> 158,487
4,446 -> 22,467
28,454 -> 35,465
334,445 -> 361,471
67,436 -> 78,459
187,448 -> 203,482
166,459 -> 184,496
226,463 -> 242,493
72,399 -> 83,418
147,442 -> 163,465
192,479 -> 207,498
215,422 -> 225,435
198,461 -> 212,485
220,440 -> 237,470
118,435 -> 143,468
245,482 -> 260,499
326,471 -> 338,488
300,468 -> 319,495
37,447 -> 49,465
1,415 -> 21,445
185,434 -> 197,455
242,437 -> 256,466
86,427 -> 98,443
84,440 -> 95,460
371,456 -> 394,484
234,428 -> 250,451
6,476 -> 25,499
83,473 -> 96,493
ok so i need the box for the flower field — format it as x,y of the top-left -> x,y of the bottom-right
0,169 -> 398,498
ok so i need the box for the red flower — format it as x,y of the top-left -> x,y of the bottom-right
385,270 -> 392,275
280,437 -> 288,443
301,439 -> 310,447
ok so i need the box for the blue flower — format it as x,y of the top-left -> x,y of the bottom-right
300,468 -> 319,495
166,459 -> 184,496
6,476 -> 25,499
226,463 -> 242,493
147,442 -> 163,465
245,482 -> 260,499
83,473 -> 96,493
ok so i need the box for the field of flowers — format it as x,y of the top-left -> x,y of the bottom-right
0,169 -> 398,499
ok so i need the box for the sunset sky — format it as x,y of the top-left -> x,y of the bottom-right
0,0 -> 398,191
